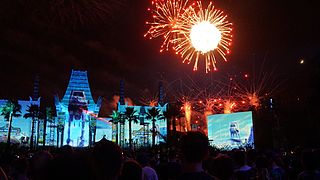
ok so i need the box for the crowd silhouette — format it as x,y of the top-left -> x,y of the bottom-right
1,131 -> 320,180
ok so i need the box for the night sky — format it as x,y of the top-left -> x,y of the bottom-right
0,0 -> 319,115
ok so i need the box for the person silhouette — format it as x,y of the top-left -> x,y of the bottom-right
178,131 -> 216,180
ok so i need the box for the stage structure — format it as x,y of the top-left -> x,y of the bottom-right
54,70 -> 111,147
114,80 -> 168,147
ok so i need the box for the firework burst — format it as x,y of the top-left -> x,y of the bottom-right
144,0 -> 191,52
145,1 -> 233,72
139,88 -> 156,106
174,1 -> 233,72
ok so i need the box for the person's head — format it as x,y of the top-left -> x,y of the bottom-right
137,152 -> 149,167
255,154 -> 269,169
246,149 -> 257,167
59,145 -> 74,155
92,139 -> 123,179
29,150 -> 52,180
45,151 -> 95,180
120,160 -> 142,180
267,152 -> 284,168
213,154 -> 234,180
179,131 -> 209,163
233,150 -> 247,166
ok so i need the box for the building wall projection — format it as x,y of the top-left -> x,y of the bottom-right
54,70 -> 111,147
116,103 -> 167,147
0,98 -> 40,145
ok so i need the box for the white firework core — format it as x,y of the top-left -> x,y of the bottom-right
190,21 -> 221,53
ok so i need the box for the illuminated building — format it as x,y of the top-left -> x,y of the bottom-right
54,70 -> 111,147
115,81 -> 167,147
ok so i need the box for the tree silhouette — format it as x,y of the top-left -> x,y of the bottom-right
124,107 -> 138,148
0,99 -> 22,144
110,110 -> 121,144
42,107 -> 54,147
23,104 -> 42,149
146,107 -> 164,146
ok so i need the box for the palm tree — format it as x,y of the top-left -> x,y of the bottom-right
146,107 -> 164,147
43,107 -> 54,147
124,107 -> 138,148
24,104 -> 41,149
0,99 -> 22,144
56,117 -> 65,147
89,115 -> 97,147
36,113 -> 43,147
119,113 -> 126,147
110,110 -> 121,144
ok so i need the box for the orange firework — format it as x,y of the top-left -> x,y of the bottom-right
144,0 -> 191,52
174,1 -> 233,72
145,0 -> 233,72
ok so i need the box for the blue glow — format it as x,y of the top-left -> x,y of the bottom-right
117,104 -> 167,146
55,70 -> 104,147
95,118 -> 113,140
207,111 -> 254,148
0,99 -> 40,144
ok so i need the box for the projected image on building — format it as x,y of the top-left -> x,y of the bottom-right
94,117 -> 113,141
207,111 -> 254,148
55,70 -> 109,147
113,80 -> 168,147
0,99 -> 40,145
115,105 -> 167,147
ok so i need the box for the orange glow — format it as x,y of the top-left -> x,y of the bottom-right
184,101 -> 192,131
148,100 -> 157,107
110,95 -> 134,109
247,92 -> 260,108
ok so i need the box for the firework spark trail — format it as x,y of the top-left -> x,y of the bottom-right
166,73 -> 252,114
161,66 -> 284,117
233,55 -> 285,109
25,0 -> 127,29
139,89 -> 159,106
143,62 -> 282,112
144,0 -> 191,52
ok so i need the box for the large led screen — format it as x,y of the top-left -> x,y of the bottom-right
207,111 -> 254,148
